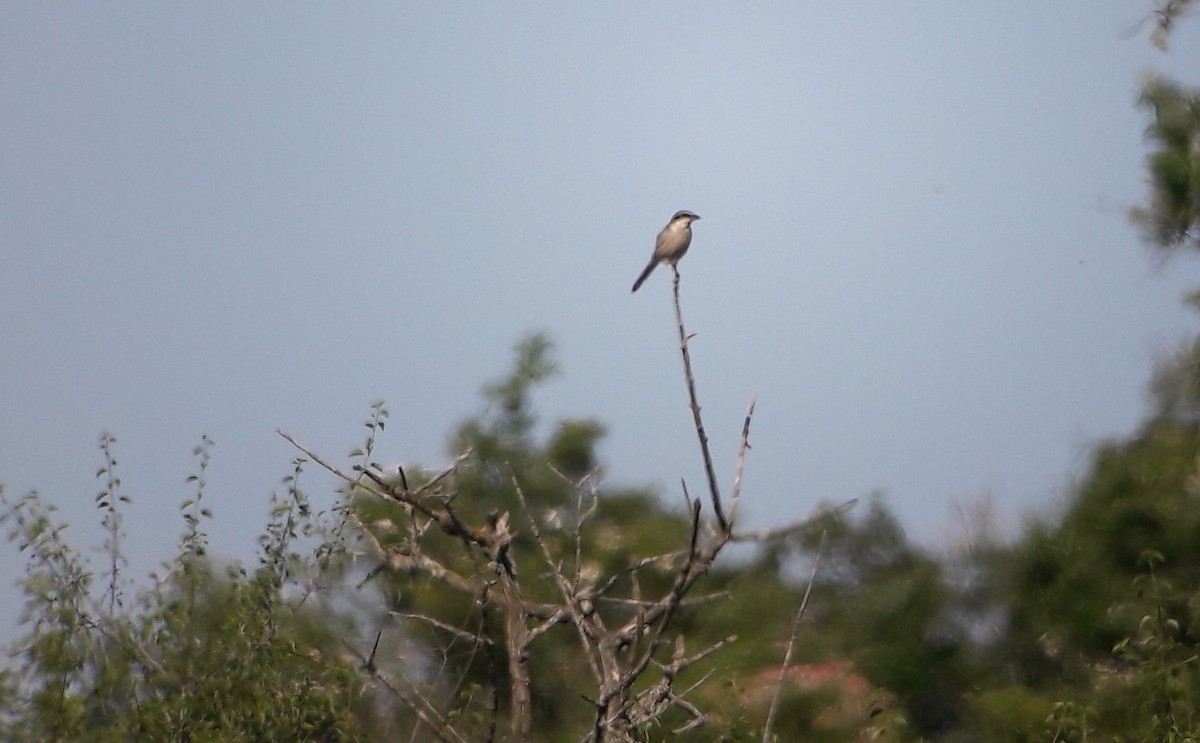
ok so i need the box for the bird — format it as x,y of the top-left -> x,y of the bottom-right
631,210 -> 701,292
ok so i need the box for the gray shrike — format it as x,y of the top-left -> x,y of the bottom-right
630,210 -> 701,292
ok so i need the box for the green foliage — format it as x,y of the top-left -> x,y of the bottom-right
992,331 -> 1200,741
1000,420 -> 1200,688
1131,74 -> 1200,251
1150,333 -> 1200,425
442,333 -> 586,528
1094,552 -> 1200,742
352,336 -> 717,738
954,686 -> 1057,743
14,304 -> 1200,741
1045,700 -> 1097,743
792,497 -> 976,738
339,336 -> 910,739
0,436 -> 373,742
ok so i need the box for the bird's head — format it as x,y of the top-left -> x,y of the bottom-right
670,210 -> 700,226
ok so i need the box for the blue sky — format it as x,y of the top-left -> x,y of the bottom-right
2,4 -> 1200,641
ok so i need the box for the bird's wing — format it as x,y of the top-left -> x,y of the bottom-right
653,227 -> 670,254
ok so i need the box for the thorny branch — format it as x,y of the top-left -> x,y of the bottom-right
671,265 -> 728,532
276,264 -> 840,740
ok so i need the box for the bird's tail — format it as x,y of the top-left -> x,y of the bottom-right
631,261 -> 657,292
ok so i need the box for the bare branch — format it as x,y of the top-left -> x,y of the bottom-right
730,498 -> 857,543
369,551 -> 481,595
277,428 -> 364,484
414,450 -> 475,496
671,265 -> 728,532
727,398 -> 756,525
613,500 -> 703,693
276,259 -> 823,739
513,474 -> 605,683
391,611 -> 494,647
598,589 -> 730,609
343,634 -> 471,743
627,548 -> 690,572
763,529 -> 828,743
669,634 -> 737,675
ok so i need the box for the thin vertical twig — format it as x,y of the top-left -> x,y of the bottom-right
727,399 -> 756,526
763,529 -> 827,743
671,265 -> 728,532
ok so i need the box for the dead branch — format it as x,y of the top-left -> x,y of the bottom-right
727,399 -> 756,525
671,266 -> 728,532
763,529 -> 828,743
730,497 -> 857,542
514,475 -> 606,683
597,589 -> 730,609
277,259 -> 848,740
345,635 -> 470,743
390,611 -> 494,647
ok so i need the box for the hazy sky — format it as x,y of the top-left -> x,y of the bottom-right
3,4 -> 1200,641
